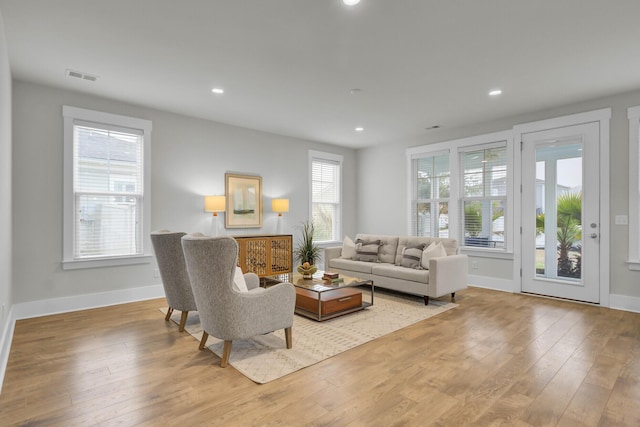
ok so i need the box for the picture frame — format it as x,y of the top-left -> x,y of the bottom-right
225,173 -> 263,228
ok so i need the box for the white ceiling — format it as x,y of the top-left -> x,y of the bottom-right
2,0 -> 640,149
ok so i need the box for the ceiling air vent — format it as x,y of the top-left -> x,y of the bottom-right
66,69 -> 98,82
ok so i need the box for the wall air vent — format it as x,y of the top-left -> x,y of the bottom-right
65,69 -> 98,82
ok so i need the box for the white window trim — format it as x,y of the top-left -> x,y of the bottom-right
407,130 -> 514,256
62,106 -> 153,270
308,150 -> 343,245
628,106 -> 640,270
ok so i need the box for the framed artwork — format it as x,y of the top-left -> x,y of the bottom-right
225,173 -> 263,228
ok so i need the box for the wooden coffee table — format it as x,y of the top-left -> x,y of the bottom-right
265,271 -> 374,321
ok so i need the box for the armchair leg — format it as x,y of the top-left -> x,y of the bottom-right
451,292 -> 456,300
165,307 -> 174,321
285,327 -> 293,349
423,296 -> 429,305
221,341 -> 232,368
179,311 -> 188,332
199,332 -> 209,350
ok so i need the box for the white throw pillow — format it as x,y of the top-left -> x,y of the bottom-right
421,241 -> 447,269
340,235 -> 357,259
232,267 -> 249,292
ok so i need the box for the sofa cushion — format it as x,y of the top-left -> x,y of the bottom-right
372,263 -> 430,283
328,258 -> 375,274
421,241 -> 447,269
400,244 -> 426,269
395,236 -> 458,264
354,234 -> 399,264
340,236 -> 357,259
354,239 -> 381,262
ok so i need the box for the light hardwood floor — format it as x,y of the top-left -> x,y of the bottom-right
1,287 -> 640,426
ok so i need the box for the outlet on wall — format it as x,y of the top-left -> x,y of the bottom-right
615,215 -> 629,225
470,260 -> 479,269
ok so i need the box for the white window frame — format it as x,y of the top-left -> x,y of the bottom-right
62,106 -> 153,270
407,130 -> 514,257
309,150 -> 343,245
459,141 -> 508,250
410,149 -> 450,237
628,106 -> 640,270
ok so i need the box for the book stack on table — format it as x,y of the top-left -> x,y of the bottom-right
323,272 -> 344,284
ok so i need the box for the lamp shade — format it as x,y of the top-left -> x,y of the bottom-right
272,198 -> 289,216
205,195 -> 225,214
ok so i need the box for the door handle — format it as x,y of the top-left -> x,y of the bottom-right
590,233 -> 598,238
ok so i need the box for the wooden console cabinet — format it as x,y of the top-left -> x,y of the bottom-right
234,234 -> 293,278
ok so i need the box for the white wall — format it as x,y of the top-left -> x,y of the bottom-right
11,80 -> 357,304
0,10 -> 12,334
357,89 -> 640,300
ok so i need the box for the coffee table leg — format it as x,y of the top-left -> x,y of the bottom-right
370,281 -> 374,306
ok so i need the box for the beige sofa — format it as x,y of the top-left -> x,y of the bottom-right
324,234 -> 468,305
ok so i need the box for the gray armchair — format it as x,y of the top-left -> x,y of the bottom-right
150,230 -> 198,332
181,235 -> 295,368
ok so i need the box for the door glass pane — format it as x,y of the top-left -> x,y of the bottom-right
536,161 -> 546,275
535,143 -> 583,281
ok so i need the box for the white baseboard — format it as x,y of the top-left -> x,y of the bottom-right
11,284 -> 165,320
0,306 -> 15,394
610,293 -> 640,313
468,274 -> 515,293
469,277 -> 640,313
0,284 -> 165,394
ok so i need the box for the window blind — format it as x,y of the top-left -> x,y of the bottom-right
460,144 -> 507,248
311,157 -> 340,242
411,152 -> 450,237
73,122 -> 144,259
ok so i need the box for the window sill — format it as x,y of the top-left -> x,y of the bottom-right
460,248 -> 514,260
627,261 -> 640,271
317,241 -> 342,248
62,255 -> 153,270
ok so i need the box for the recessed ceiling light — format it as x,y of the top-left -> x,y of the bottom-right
355,127 -> 364,132
489,89 -> 502,96
211,88 -> 224,95
349,88 -> 363,95
343,0 -> 361,5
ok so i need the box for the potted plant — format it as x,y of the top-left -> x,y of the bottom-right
294,221 -> 321,278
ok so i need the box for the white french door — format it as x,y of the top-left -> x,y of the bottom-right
521,122 -> 600,303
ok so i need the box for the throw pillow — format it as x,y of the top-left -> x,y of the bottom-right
400,244 -> 426,269
354,239 -> 381,262
232,266 -> 249,292
340,235 -> 357,259
421,241 -> 447,269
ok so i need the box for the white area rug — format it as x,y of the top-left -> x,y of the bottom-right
165,290 -> 457,383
